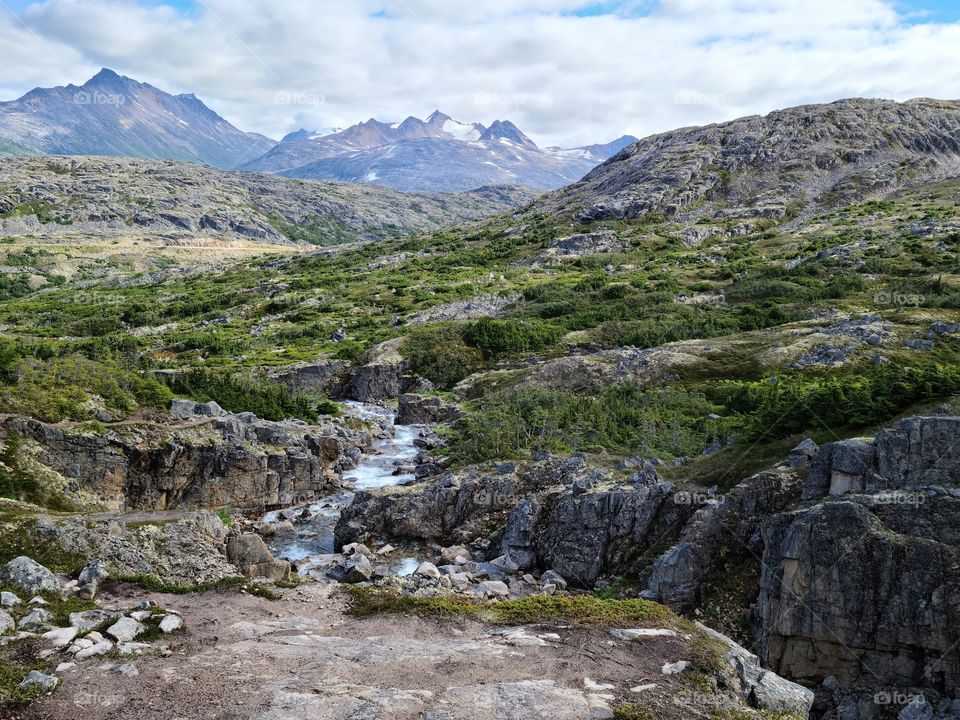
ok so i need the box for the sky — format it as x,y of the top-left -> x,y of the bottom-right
0,0 -> 959,147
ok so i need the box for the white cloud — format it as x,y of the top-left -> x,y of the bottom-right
0,0 -> 958,147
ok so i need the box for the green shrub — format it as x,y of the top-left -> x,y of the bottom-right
162,370 -> 331,422
453,384 -> 736,462
403,325 -> 485,390
464,318 -> 563,354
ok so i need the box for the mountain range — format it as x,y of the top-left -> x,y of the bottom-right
0,70 -> 636,192
243,111 -> 637,192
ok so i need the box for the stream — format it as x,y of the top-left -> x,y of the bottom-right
261,401 -> 422,575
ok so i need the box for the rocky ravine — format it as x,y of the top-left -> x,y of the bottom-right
333,414 -> 960,719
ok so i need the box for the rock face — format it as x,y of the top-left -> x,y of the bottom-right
4,405 -> 369,511
397,394 -> 462,425
539,98 -> 960,225
335,455 -> 693,588
36,511 -> 237,586
350,338 -> 423,401
757,417 -> 960,695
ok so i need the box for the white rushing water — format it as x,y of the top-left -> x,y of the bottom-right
264,401 -> 420,565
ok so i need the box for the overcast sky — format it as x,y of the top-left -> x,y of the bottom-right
1,0 -> 959,147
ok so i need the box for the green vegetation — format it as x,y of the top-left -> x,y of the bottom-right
453,384 -> 736,462
346,586 -> 675,627
162,369 -> 337,422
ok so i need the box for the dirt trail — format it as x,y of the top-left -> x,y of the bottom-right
17,582 -> 694,720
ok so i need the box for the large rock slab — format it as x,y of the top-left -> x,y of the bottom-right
0,556 -> 59,596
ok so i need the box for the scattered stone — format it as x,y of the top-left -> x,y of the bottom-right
439,545 -> 471,564
159,614 -> 184,633
226,533 -> 291,582
476,580 -> 510,598
611,628 -> 678,641
69,609 -> 119,631
0,557 -> 59,596
414,562 -> 441,579
0,591 -> 21,607
540,570 -> 568,591
630,684 -> 658,693
661,660 -> 690,675
107,616 -> 147,643
584,678 -> 616,691
55,662 -> 76,673
326,555 -> 374,583
76,559 -> 109,600
18,608 -> 54,631
376,544 -> 395,555
17,670 -> 59,693
117,642 -> 153,656
74,639 -> 113,660
0,610 -> 14,635
342,542 -> 372,557
29,596 -> 49,606
42,626 -> 79,648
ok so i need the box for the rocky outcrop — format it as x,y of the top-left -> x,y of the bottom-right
33,510 -> 237,585
758,417 -> 960,695
645,465 -> 805,611
397,394 -> 462,425
351,338 -> 428,401
272,360 -> 350,397
335,454 -> 694,588
4,403 -> 370,511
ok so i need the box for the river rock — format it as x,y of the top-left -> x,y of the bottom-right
0,556 -> 59,596
327,555 -> 374,583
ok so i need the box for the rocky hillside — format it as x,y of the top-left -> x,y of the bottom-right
0,156 -> 538,246
242,110 -> 636,192
0,69 -> 276,169
540,98 -> 960,225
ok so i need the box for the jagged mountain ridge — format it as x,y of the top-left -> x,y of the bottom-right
241,110 -> 637,192
538,97 -> 960,224
0,69 -> 276,169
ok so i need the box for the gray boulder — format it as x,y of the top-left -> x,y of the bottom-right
0,556 -> 59,596
697,622 -> 814,716
0,609 -> 14,635
225,533 -> 291,582
326,554 -> 374,583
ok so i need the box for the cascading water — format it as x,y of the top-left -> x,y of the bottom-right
263,401 -> 422,572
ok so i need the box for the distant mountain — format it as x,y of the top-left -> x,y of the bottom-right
0,69 -> 276,169
242,111 -> 635,192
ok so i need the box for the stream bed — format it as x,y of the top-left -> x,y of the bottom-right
262,401 -> 421,573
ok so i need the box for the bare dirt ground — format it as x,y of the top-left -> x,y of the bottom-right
10,581 -> 698,720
